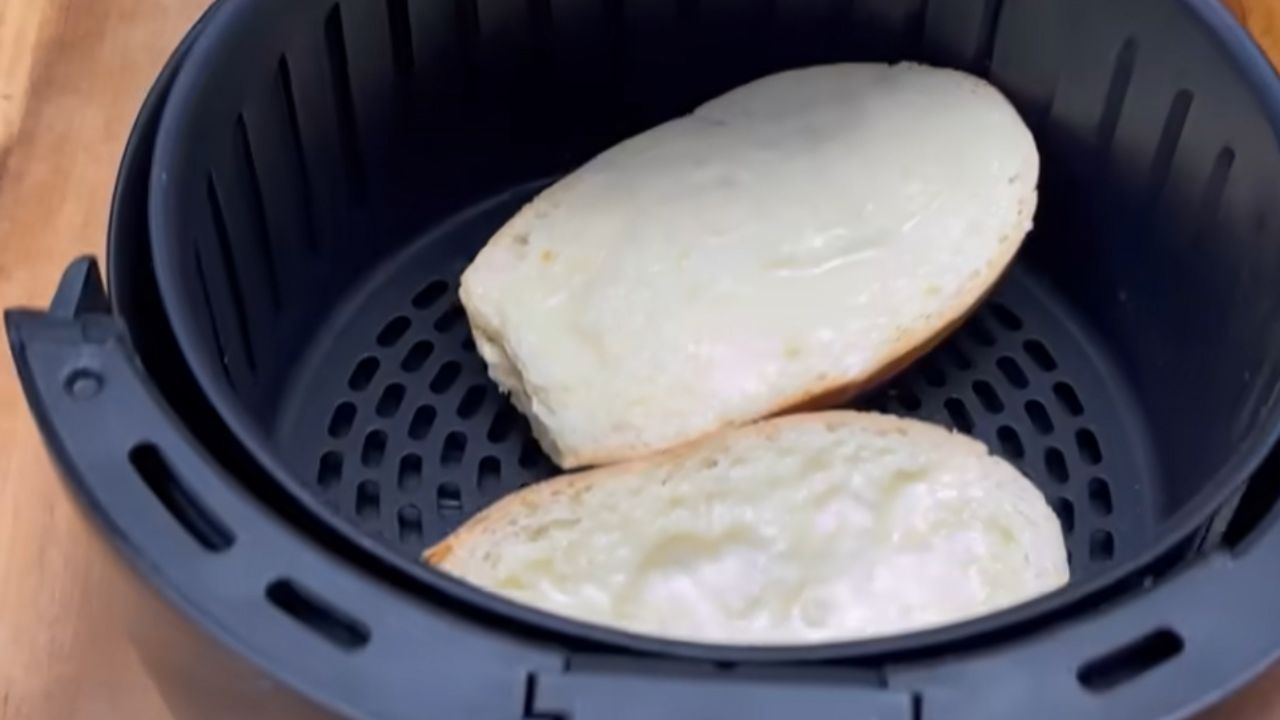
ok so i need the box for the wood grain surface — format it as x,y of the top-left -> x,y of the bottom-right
0,1 -> 1276,719
0,2 -> 211,717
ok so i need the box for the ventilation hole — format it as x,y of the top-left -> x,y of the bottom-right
1078,628 -> 1184,693
972,0 -> 1006,69
1195,147 -> 1236,240
430,361 -> 461,394
361,431 -> 388,468
398,454 -> 424,492
972,380 -> 1004,413
944,398 -> 975,433
1089,477 -> 1114,516
457,385 -> 487,420
356,480 -> 381,520
437,482 -> 464,515
375,383 -> 407,418
130,444 -> 234,552
989,302 -> 1023,331
1052,497 -> 1075,534
385,0 -> 416,78
328,402 -> 357,438
440,431 -> 468,467
477,456 -> 502,495
1045,447 -> 1069,484
997,426 -> 1024,460
1053,382 -> 1085,416
206,177 -> 257,373
1077,429 -> 1103,465
348,356 -> 380,391
1025,400 -> 1054,435
408,405 -> 437,440
266,579 -> 370,650
488,405 -> 520,443
276,57 -> 318,253
943,343 -> 972,371
434,305 -> 466,333
233,115 -> 281,310
194,251 -> 233,385
317,451 -> 343,490
412,280 -> 449,310
1024,339 -> 1058,371
519,436 -> 545,470
892,387 -> 922,412
920,360 -> 946,388
1090,529 -> 1116,561
996,356 -> 1030,389
965,316 -> 996,347
377,316 -> 412,347
1097,37 -> 1138,163
397,504 -> 424,544
325,5 -> 367,202
893,387 -> 923,412
1147,90 -> 1194,204
401,340 -> 435,372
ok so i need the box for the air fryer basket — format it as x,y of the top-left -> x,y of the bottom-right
152,0 -> 1280,634
8,0 -> 1280,717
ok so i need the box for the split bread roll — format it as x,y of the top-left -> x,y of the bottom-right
460,63 -> 1039,469
425,412 -> 1069,645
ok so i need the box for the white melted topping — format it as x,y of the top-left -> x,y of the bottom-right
463,64 -> 1038,461
446,421 -> 1068,644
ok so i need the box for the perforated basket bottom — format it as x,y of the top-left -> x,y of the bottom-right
274,182 -> 1157,580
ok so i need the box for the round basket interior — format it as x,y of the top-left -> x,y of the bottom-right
145,0 -> 1280,653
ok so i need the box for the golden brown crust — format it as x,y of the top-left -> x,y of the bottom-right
421,410 -> 994,568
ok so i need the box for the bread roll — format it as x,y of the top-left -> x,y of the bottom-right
426,412 -> 1068,645
461,62 -> 1039,468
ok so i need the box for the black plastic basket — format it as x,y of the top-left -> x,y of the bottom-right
9,0 -> 1280,717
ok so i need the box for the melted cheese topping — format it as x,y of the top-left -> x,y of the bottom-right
436,416 -> 1068,644
462,63 -> 1038,466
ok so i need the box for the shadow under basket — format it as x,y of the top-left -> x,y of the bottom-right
9,0 -> 1280,717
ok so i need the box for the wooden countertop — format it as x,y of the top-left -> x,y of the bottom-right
0,1 -> 1276,718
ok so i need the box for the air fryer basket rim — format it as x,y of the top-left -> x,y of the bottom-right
143,0 -> 1280,661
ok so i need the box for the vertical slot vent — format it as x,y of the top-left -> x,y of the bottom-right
276,57 -> 319,253
912,0 -> 931,51
266,579 -> 371,650
1146,90 -> 1194,209
207,177 -> 257,374
193,249 -> 233,385
1077,629 -> 1184,692
325,5 -> 368,203
1194,147 -> 1236,241
233,115 -> 281,309
1096,37 -> 1137,169
130,443 -> 235,552
973,0 -> 1006,71
385,0 -> 416,78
